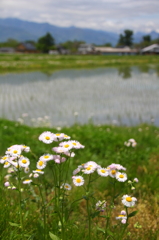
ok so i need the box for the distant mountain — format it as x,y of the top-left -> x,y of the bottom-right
0,18 -> 158,46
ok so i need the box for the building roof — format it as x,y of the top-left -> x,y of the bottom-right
19,43 -> 36,50
141,44 -> 159,53
94,46 -> 137,53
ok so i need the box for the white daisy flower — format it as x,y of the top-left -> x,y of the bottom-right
116,214 -> 127,220
39,154 -> 54,162
54,133 -> 65,141
116,172 -> 127,182
21,145 -> 30,152
4,161 -> 11,168
52,146 -> 68,154
54,133 -> 71,141
37,160 -> 47,169
23,179 -> 32,184
0,155 -> 10,164
69,140 -> 85,149
9,147 -> 21,157
63,134 -> 71,140
116,210 -> 127,223
33,169 -> 44,174
72,176 -> 84,186
122,195 -> 137,207
39,131 -> 55,144
83,165 -> 95,174
60,183 -> 72,190
108,163 -> 126,171
19,157 -> 30,168
96,200 -> 106,212
84,161 -> 98,170
109,169 -> 118,178
97,167 -> 109,177
59,141 -> 73,151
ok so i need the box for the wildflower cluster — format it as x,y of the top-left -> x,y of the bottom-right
1,131 -> 139,240
124,138 -> 137,147
0,144 -> 31,187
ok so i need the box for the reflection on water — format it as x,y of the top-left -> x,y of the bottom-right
118,67 -> 132,79
0,66 -> 159,127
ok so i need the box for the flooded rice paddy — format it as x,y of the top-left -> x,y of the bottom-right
0,66 -> 159,127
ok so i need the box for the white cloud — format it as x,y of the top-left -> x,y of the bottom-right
1,0 -> 159,33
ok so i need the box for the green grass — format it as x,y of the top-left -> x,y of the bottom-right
0,119 -> 159,239
0,53 -> 159,73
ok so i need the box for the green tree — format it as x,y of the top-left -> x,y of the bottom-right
37,32 -> 55,53
117,29 -> 133,47
143,35 -> 151,42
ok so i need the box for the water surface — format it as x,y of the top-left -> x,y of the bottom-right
0,66 -> 159,127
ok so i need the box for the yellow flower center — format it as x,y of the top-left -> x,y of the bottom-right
65,185 -> 69,188
3,157 -> 7,160
13,150 -> 18,154
25,179 -> 30,182
64,135 -> 68,138
118,215 -> 125,217
101,169 -> 106,173
5,161 -> 9,165
45,136 -> 50,140
86,166 -> 91,170
119,174 -> 124,178
72,142 -> 77,146
76,178 -> 82,183
56,133 -> 61,136
64,144 -> 70,148
36,169 -> 42,172
111,170 -> 116,175
44,155 -> 49,159
39,161 -> 44,166
22,159 -> 27,164
126,197 -> 132,202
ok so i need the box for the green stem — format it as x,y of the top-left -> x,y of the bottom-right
17,168 -> 24,239
38,184 -> 46,240
86,174 -> 92,240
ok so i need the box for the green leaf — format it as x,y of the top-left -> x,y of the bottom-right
49,232 -> 60,240
91,211 -> 100,218
97,227 -> 105,234
128,211 -> 138,218
9,222 -> 21,228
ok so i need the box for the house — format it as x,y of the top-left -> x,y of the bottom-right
141,44 -> 159,55
16,43 -> 37,53
94,46 -> 138,55
0,47 -> 15,53
56,45 -> 70,55
78,44 -> 95,54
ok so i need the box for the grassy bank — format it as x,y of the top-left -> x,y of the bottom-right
0,53 -> 159,73
0,119 -> 159,239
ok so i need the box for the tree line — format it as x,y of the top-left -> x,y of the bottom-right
0,30 -> 159,53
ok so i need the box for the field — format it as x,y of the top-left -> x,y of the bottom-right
0,119 -> 159,240
0,53 -> 159,73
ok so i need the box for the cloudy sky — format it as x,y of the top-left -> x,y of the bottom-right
1,0 -> 159,33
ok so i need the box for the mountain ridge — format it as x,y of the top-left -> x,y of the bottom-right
0,18 -> 159,46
